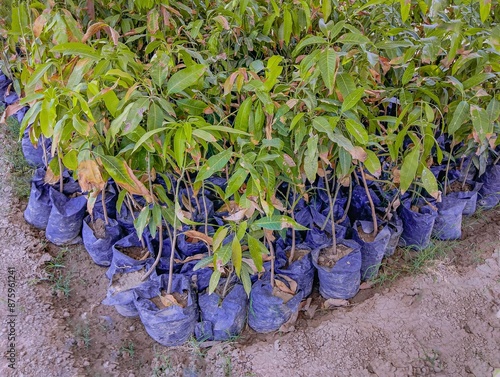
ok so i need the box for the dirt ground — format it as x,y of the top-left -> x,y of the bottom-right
0,133 -> 499,377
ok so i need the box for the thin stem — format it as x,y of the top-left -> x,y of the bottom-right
141,220 -> 163,281
494,154 -> 500,166
41,135 -> 48,167
201,180 -> 209,240
186,172 -> 201,212
221,267 -> 233,299
444,142 -> 454,195
321,163 -> 338,254
167,169 -> 184,294
337,179 -> 352,224
461,156 -> 473,190
360,166 -> 378,237
268,236 -> 275,288
101,184 -> 109,225
58,148 -> 64,193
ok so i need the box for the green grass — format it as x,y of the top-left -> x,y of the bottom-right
38,247 -> 74,298
75,324 -> 92,349
2,115 -> 33,200
119,340 -> 135,359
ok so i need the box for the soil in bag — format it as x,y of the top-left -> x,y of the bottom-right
312,239 -> 362,299
82,215 -> 124,267
103,264 -> 159,317
353,221 -> 391,280
134,274 -> 198,346
195,278 -> 248,341
24,168 -> 52,229
398,200 -> 437,250
276,244 -> 315,299
45,188 -> 87,246
248,274 -> 302,333
432,196 -> 467,240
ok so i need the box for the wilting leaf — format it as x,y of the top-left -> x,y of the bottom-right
78,160 -> 105,192
98,154 -> 153,202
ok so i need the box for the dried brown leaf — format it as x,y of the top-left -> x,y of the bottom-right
323,298 -> 349,309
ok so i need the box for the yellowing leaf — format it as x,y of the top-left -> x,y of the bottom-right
78,160 -> 106,192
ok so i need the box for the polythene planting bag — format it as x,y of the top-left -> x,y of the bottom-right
311,239 -> 362,300
479,165 -> 500,209
446,182 -> 482,216
134,274 -> 198,346
45,188 -> 87,246
248,275 -> 303,333
398,201 -> 437,250
82,215 -> 124,267
106,232 -> 154,280
352,221 -> 391,280
24,168 -> 52,229
275,244 -> 315,299
177,225 -> 209,257
432,197 -> 467,240
21,131 -> 51,168
196,280 -> 248,341
103,262 -> 159,317
385,216 -> 403,257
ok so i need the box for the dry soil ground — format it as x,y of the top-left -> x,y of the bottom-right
0,132 -> 499,377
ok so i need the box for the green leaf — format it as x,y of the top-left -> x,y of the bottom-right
487,98 -> 500,123
462,73 -> 495,90
232,237 -> 242,276
336,72 -> 356,100
213,226 -> 229,252
312,116 -> 335,140
331,133 -> 355,152
283,9 -> 292,45
26,62 -> 53,89
192,129 -> 217,142
247,234 -> 266,272
225,167 -> 249,199
345,119 -> 368,145
240,264 -> 252,296
134,207 -> 150,239
195,148 -> 233,182
448,101 -> 469,135
304,134 -> 318,183
402,61 -> 415,85
341,88 -> 365,113
147,102 -> 164,130
166,64 -> 206,95
292,35 -> 326,57
132,127 -> 167,153
479,0 -> 491,23
173,128 -> 186,168
471,106 -> 492,141
51,42 -> 100,60
208,270 -> 222,294
253,215 -> 308,231
400,147 -> 420,194
400,0 -> 411,22
234,97 -> 252,140
62,150 -> 78,171
364,150 -> 381,178
336,32 -> 371,45
421,165 -> 439,199
318,48 -> 337,93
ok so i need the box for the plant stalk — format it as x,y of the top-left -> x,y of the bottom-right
268,236 -> 275,288
166,169 -> 184,294
221,267 -> 233,299
462,156 -> 473,190
58,148 -> 64,193
141,221 -> 163,281
337,178 -> 352,224
101,185 -> 109,225
444,141 -> 454,195
360,166 -> 378,237
321,162 -> 338,254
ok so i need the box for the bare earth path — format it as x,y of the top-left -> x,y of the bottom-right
0,132 -> 499,376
